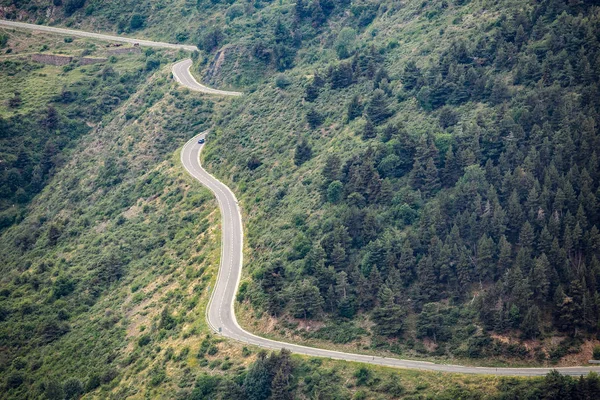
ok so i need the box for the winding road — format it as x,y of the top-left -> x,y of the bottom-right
5,19 -> 600,376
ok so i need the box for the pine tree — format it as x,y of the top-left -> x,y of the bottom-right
514,25 -> 528,50
417,256 -> 438,302
310,0 -> 326,28
402,60 -> 422,91
366,89 -> 392,125
519,221 -> 535,250
270,365 -> 292,400
507,190 -> 524,240
476,234 -> 495,281
294,139 -> 312,166
306,108 -> 323,129
244,353 -> 272,400
456,250 -> 471,289
423,157 -> 441,195
520,305 -> 541,339
531,254 -> 550,301
442,145 -> 460,186
347,94 -> 362,121
417,303 -> 448,343
290,280 -> 324,319
372,286 -> 406,337
409,157 -> 426,190
397,242 -> 415,285
381,123 -> 399,142
362,118 -> 376,140
330,243 -> 346,270
330,62 -> 353,89
305,83 -> 320,102
294,0 -> 307,21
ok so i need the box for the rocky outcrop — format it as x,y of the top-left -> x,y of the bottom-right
205,44 -> 240,81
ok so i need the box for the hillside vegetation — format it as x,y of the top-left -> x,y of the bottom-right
3,0 -> 600,398
2,26 -> 590,400
192,0 -> 600,366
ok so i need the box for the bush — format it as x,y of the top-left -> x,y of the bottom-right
306,108 -> 323,129
593,346 -> 600,360
207,345 -> 218,355
85,374 -> 100,392
294,140 -> 312,166
354,367 -> 372,386
64,0 -> 85,16
8,93 -> 22,108
145,57 -> 161,71
6,372 -> 24,388
63,378 -> 83,399
129,14 -> 145,30
138,334 -> 151,346
226,3 -> 244,20
275,74 -> 291,89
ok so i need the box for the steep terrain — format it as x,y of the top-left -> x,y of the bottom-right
196,0 -> 600,366
0,21 -> 573,400
3,0 -> 600,398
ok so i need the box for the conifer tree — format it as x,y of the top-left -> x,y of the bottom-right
372,286 -> 406,337
423,158 -> 441,195
294,139 -> 312,166
362,118 -> 376,140
366,89 -> 392,125
347,94 -> 362,121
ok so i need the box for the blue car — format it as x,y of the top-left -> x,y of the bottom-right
198,138 -> 205,144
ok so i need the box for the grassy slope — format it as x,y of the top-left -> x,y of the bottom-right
0,31 -> 230,397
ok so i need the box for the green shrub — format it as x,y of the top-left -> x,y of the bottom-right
275,73 -> 291,89
63,377 -> 83,399
64,0 -> 85,16
129,14 -> 145,30
138,335 -> 151,347
354,367 -> 372,386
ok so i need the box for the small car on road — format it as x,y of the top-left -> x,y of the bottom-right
198,138 -> 205,144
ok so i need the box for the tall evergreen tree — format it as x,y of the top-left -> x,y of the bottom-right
347,94 -> 362,121
366,89 -> 393,125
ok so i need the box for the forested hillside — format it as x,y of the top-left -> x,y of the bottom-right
3,0 -> 600,397
194,0 -> 600,364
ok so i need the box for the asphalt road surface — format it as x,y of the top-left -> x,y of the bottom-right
0,19 -> 197,51
6,19 -> 600,375
173,59 -> 242,96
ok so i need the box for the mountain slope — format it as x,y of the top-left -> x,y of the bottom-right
196,0 -> 600,366
3,0 -> 600,396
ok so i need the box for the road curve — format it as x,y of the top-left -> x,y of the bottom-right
6,19 -> 600,376
173,59 -> 242,96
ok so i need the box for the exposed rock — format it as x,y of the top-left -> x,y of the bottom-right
205,44 -> 240,82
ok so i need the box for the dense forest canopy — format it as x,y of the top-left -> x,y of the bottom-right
196,0 -> 600,362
